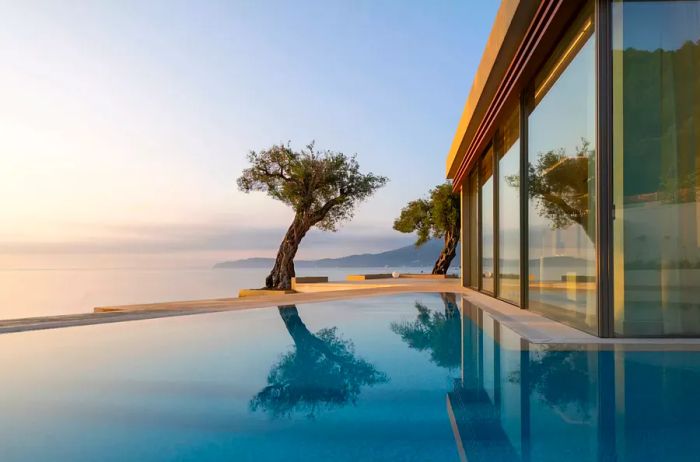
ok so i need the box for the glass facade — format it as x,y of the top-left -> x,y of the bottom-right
498,108 -> 520,304
480,147 -> 495,293
527,5 -> 597,333
468,170 -> 479,288
612,0 -> 700,336
458,0 -> 700,337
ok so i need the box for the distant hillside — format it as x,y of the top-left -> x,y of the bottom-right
213,239 -> 461,269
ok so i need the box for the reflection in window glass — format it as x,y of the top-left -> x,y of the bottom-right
527,3 -> 597,333
612,0 -> 700,336
481,147 -> 495,293
498,109 -> 520,305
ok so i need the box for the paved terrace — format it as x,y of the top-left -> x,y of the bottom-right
0,278 -> 463,335
2,277 -> 700,349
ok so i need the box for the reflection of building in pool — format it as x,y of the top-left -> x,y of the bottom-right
446,0 -> 700,337
447,298 -> 700,461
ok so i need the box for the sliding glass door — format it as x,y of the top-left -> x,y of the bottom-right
468,170 -> 479,288
480,147 -> 495,293
497,108 -> 521,305
527,2 -> 597,333
458,0 -> 700,337
612,0 -> 700,336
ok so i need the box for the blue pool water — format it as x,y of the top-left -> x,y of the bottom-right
0,292 -> 699,461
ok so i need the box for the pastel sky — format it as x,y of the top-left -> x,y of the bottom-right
0,0 -> 498,269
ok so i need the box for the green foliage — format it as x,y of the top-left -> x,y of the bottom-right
509,349 -> 593,421
618,40 -> 700,199
659,166 -> 698,204
237,142 -> 388,231
390,297 -> 461,370
393,199 -> 432,245
507,138 -> 594,236
250,307 -> 388,419
393,182 -> 460,246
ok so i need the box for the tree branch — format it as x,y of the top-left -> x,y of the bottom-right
540,192 -> 586,227
257,163 -> 292,182
310,196 -> 346,223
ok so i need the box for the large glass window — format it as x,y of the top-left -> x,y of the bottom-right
612,0 -> 700,336
468,170 -> 479,288
527,2 -> 597,333
498,108 -> 521,305
480,147 -> 495,293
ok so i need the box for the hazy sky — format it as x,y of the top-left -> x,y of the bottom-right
0,0 -> 498,269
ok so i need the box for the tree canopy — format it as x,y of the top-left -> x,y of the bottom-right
393,182 -> 461,274
509,348 -> 593,422
237,142 -> 387,289
507,138 -> 594,241
250,306 -> 388,419
393,182 -> 460,245
390,295 -> 461,370
237,142 -> 388,231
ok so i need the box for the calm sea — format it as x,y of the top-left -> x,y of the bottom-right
0,266 -> 438,320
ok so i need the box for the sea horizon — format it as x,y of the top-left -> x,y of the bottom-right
0,266 -> 447,321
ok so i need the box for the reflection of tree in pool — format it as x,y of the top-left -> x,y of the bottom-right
507,139 -> 594,242
390,293 -> 461,370
250,305 -> 388,419
512,348 -> 594,421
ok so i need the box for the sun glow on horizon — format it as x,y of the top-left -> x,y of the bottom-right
0,0 -> 497,269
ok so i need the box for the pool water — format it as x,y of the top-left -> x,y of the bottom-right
0,292 -> 698,461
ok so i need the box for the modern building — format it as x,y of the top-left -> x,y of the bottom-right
447,0 -> 699,337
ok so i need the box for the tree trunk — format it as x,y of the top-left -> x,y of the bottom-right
432,230 -> 459,275
266,216 -> 310,289
278,305 -> 317,353
277,305 -> 339,361
440,293 -> 459,318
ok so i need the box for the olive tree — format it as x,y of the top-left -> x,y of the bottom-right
237,142 -> 387,290
393,182 -> 460,274
250,305 -> 387,419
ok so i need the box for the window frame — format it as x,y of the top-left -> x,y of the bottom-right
459,0 -> 619,338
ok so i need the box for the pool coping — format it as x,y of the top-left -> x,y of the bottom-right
461,289 -> 700,351
0,280 -> 464,334
3,279 -> 700,350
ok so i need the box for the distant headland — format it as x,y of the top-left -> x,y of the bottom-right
214,240 -> 461,269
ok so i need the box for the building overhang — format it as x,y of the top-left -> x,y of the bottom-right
446,0 -> 586,190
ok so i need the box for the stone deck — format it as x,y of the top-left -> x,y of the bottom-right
2,277 -> 700,349
0,278 -> 462,335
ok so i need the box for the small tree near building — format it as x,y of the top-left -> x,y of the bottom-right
393,182 -> 460,274
237,142 -> 387,290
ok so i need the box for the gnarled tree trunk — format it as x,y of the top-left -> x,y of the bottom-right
432,230 -> 459,275
266,216 -> 310,289
278,305 -> 341,360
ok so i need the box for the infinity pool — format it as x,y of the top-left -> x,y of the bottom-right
0,293 -> 698,461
